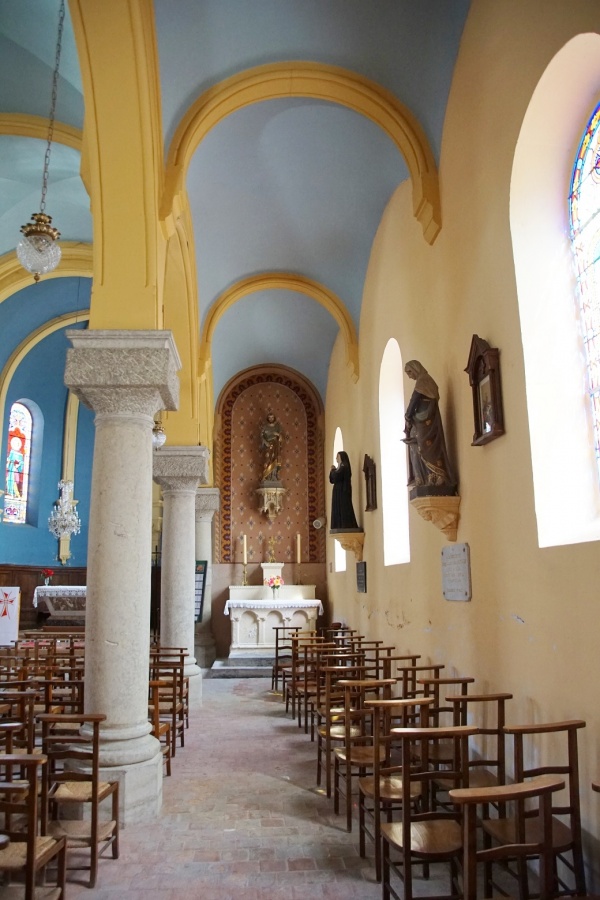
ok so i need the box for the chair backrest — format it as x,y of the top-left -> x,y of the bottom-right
0,688 -> 36,752
446,692 -> 513,788
417,676 -> 475,727
396,663 -> 445,699
37,713 -> 106,836
0,753 -> 47,861
392,724 -> 479,822
506,720 -> 585,847
449,775 -> 565,899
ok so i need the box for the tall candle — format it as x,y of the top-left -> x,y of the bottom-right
296,533 -> 301,564
242,534 -> 247,565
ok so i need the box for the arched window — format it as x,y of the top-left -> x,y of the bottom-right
569,101 -> 600,483
510,34 -> 600,547
379,339 -> 410,565
3,402 -> 33,525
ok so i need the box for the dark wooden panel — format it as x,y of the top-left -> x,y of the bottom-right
0,565 -> 87,629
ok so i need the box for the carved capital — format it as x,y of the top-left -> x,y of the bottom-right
195,487 -> 220,518
64,329 -> 181,417
410,495 -> 461,542
153,446 -> 210,491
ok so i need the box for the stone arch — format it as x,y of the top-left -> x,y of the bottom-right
162,61 -> 441,244
200,272 -> 359,383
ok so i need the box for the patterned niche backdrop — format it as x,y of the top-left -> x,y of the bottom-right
216,369 -> 324,564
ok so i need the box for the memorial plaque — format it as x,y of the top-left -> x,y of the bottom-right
195,561 -> 207,622
441,543 -> 471,601
356,561 -> 367,593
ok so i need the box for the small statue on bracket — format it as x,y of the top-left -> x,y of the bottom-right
329,451 -> 359,530
403,360 -> 457,497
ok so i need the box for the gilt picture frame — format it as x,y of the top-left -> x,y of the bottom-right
465,335 -> 505,446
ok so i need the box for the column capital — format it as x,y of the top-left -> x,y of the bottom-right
153,446 -> 210,492
195,487 -> 220,519
64,329 -> 181,417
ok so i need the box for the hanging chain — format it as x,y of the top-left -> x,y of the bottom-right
40,0 -> 65,213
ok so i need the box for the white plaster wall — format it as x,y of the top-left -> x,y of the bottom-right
324,0 -> 600,883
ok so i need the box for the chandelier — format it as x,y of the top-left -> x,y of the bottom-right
48,480 -> 81,540
17,0 -> 65,282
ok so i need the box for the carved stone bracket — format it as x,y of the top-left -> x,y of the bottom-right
331,529 -> 365,562
410,495 -> 461,542
256,484 -> 286,520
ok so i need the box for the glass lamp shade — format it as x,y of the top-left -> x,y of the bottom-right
152,422 -> 167,450
17,214 -> 62,282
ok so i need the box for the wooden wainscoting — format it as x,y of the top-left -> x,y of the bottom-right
0,565 -> 87,630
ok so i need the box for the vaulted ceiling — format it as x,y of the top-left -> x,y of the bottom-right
0,0 -> 470,403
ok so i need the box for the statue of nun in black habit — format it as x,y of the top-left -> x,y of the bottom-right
329,451 -> 359,529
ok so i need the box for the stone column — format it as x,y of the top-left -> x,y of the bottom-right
153,447 -> 209,706
194,487 -> 220,668
64,329 -> 181,824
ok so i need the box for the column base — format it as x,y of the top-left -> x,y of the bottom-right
188,668 -> 203,709
195,632 -> 217,669
100,750 -> 163,825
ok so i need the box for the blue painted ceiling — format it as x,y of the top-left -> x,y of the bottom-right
0,0 -> 470,402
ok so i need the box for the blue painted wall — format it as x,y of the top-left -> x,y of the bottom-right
0,277 -> 93,567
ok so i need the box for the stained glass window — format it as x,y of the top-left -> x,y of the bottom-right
569,102 -> 600,483
3,402 -> 33,525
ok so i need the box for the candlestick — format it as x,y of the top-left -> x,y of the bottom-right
242,534 -> 247,565
296,533 -> 301,565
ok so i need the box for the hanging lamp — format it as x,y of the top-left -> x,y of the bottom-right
17,0 -> 65,282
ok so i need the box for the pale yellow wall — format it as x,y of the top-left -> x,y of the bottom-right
325,0 -> 600,879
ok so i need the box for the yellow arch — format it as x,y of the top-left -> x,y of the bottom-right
0,309 -> 90,442
199,273 -> 359,382
0,113 -> 82,150
162,61 -> 441,244
0,243 -> 93,304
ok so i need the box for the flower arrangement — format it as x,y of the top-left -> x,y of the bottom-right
266,575 -> 284,599
265,576 -> 284,590
41,567 -> 54,586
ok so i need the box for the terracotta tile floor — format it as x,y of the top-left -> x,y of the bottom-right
66,677 -> 452,899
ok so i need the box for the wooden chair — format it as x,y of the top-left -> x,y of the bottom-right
296,641 -> 337,734
333,677 -> 397,832
38,713 -> 119,888
284,633 -> 323,720
450,775 -> 565,899
149,679 -> 172,776
316,662 -> 369,798
151,647 -> 189,729
0,690 -> 37,753
0,753 -> 67,899
270,625 -> 301,693
482,719 -> 587,898
380,724 -> 478,900
359,697 -> 434,881
433,691 -> 513,813
445,691 -> 513,789
148,659 -> 186,755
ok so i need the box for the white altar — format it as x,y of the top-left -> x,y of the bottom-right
32,585 -> 86,624
224,563 -> 322,657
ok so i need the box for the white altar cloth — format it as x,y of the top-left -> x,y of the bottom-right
32,585 -> 86,619
224,598 -> 323,615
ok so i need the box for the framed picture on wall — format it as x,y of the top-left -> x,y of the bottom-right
465,335 -> 505,446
